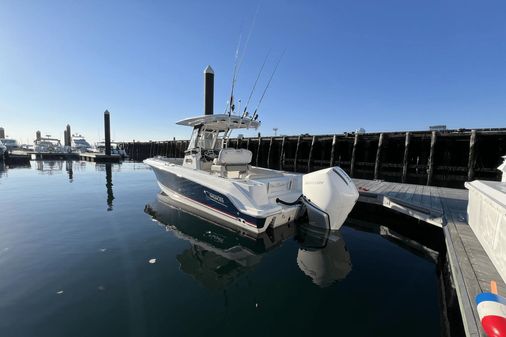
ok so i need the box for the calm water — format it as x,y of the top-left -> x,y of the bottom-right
0,161 -> 441,337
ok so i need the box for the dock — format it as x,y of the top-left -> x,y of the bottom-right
79,152 -> 122,163
27,152 -> 79,160
3,150 -> 30,165
353,178 -> 506,337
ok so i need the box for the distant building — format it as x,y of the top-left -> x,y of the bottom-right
0,127 -> 4,139
429,125 -> 447,131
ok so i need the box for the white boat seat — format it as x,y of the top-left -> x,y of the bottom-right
211,148 -> 252,178
213,148 -> 252,165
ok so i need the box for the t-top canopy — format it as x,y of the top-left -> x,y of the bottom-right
176,114 -> 260,131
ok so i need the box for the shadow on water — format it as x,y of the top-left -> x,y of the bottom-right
144,192 -> 352,290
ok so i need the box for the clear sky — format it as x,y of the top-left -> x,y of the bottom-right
1,0 -> 505,144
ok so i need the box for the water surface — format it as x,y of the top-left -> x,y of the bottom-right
0,161 -> 441,337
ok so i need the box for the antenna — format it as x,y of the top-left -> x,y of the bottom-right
253,49 -> 285,116
244,51 -> 270,114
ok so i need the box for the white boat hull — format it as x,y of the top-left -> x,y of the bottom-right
146,157 -> 303,234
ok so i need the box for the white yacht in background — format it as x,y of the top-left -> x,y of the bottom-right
71,134 -> 92,153
0,138 -> 18,152
144,114 -> 359,234
90,141 -> 128,158
0,140 -> 6,160
33,136 -> 64,153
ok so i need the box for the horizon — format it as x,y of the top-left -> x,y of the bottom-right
1,0 -> 505,144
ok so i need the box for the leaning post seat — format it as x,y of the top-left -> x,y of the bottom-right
211,148 -> 253,178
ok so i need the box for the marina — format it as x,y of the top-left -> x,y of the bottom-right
2,2 -> 506,336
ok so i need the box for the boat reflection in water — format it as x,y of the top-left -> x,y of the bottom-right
144,192 -> 352,289
36,160 -> 63,174
295,225 -> 352,287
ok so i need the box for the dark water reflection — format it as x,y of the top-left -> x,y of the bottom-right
0,161 -> 443,337
145,193 -> 352,289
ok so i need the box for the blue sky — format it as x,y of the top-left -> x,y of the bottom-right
1,0 -> 505,143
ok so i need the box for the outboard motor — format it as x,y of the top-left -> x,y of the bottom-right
302,167 -> 359,230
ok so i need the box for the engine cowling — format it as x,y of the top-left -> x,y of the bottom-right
302,167 -> 359,230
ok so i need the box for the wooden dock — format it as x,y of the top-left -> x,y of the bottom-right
353,179 -> 506,337
79,152 -> 122,162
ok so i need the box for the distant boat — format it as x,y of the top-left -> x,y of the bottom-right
0,140 -> 6,160
89,141 -> 128,158
0,138 -> 18,152
71,134 -> 92,153
33,136 -> 64,153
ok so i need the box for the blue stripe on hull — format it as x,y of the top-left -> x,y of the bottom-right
152,167 -> 267,229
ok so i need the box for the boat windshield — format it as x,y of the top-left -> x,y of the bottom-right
188,127 -> 225,151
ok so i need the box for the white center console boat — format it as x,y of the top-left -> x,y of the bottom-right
145,114 -> 358,234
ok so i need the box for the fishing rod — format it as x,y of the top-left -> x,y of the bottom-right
251,49 -> 286,119
243,51 -> 270,115
226,3 -> 261,116
226,33 -> 243,115
236,2 -> 260,78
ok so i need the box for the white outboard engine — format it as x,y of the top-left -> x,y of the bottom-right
302,167 -> 359,230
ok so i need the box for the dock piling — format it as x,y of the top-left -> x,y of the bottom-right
104,110 -> 111,156
329,134 -> 336,167
374,133 -> 384,180
204,66 -> 214,115
467,130 -> 477,181
402,132 -> 411,183
427,131 -> 437,186
350,133 -> 359,177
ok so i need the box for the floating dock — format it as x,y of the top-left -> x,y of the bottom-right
4,150 -> 31,165
353,178 -> 505,337
79,152 -> 122,163
28,152 -> 79,160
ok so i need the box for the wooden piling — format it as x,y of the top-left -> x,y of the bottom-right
104,110 -> 111,156
374,133 -> 384,180
267,137 -> 273,168
294,136 -> 301,172
204,66 -> 214,115
467,130 -> 477,181
256,136 -> 261,166
280,136 -> 286,170
307,136 -> 316,172
427,131 -> 437,186
402,132 -> 410,183
350,133 -> 359,177
329,134 -> 336,167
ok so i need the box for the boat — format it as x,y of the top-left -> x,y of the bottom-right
0,140 -> 6,160
90,141 -> 128,158
144,113 -> 359,234
33,136 -> 64,153
71,134 -> 92,153
0,138 -> 18,152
